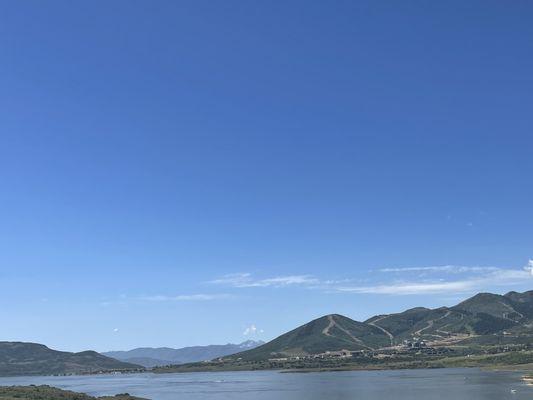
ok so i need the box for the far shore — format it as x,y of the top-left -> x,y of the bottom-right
2,360 -> 533,379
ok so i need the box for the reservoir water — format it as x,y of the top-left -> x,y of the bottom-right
0,368 -> 531,400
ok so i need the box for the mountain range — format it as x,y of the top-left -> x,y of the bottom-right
226,290 -> 533,361
102,340 -> 264,367
2,290 -> 532,376
0,342 -> 142,376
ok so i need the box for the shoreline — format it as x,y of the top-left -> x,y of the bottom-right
2,360 -> 533,379
152,351 -> 533,375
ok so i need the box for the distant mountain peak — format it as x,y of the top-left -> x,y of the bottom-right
102,340 -> 265,368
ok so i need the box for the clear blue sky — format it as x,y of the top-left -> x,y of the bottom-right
1,1 -> 532,352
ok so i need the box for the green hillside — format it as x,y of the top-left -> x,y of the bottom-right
0,342 -> 143,377
230,314 -> 391,360
454,293 -> 525,321
226,290 -> 533,362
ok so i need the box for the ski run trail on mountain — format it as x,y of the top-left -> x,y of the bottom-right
322,315 -> 373,350
367,315 -> 395,347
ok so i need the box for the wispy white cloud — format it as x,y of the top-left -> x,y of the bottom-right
210,273 -> 318,288
337,267 -> 532,295
211,261 -> 533,296
140,293 -> 232,302
243,324 -> 264,336
209,273 -> 252,287
525,259 -> 533,276
259,275 -> 319,286
378,265 -> 500,274
337,281 -> 473,295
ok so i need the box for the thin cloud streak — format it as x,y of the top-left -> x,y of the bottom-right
378,265 -> 501,273
337,268 -> 532,295
140,294 -> 232,302
337,281 -> 474,295
210,273 -> 319,288
211,262 -> 533,296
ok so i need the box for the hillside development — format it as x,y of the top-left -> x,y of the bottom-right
155,290 -> 533,373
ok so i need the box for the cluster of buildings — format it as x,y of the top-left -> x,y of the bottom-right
266,341 -> 458,363
268,350 -> 354,362
402,339 -> 427,349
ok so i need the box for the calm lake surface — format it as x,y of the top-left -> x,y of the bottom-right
0,368 -> 531,400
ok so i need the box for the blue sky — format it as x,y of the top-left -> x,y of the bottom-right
1,1 -> 532,352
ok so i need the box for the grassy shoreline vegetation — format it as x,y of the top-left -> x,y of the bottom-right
152,359 -> 533,379
0,385 -> 147,400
